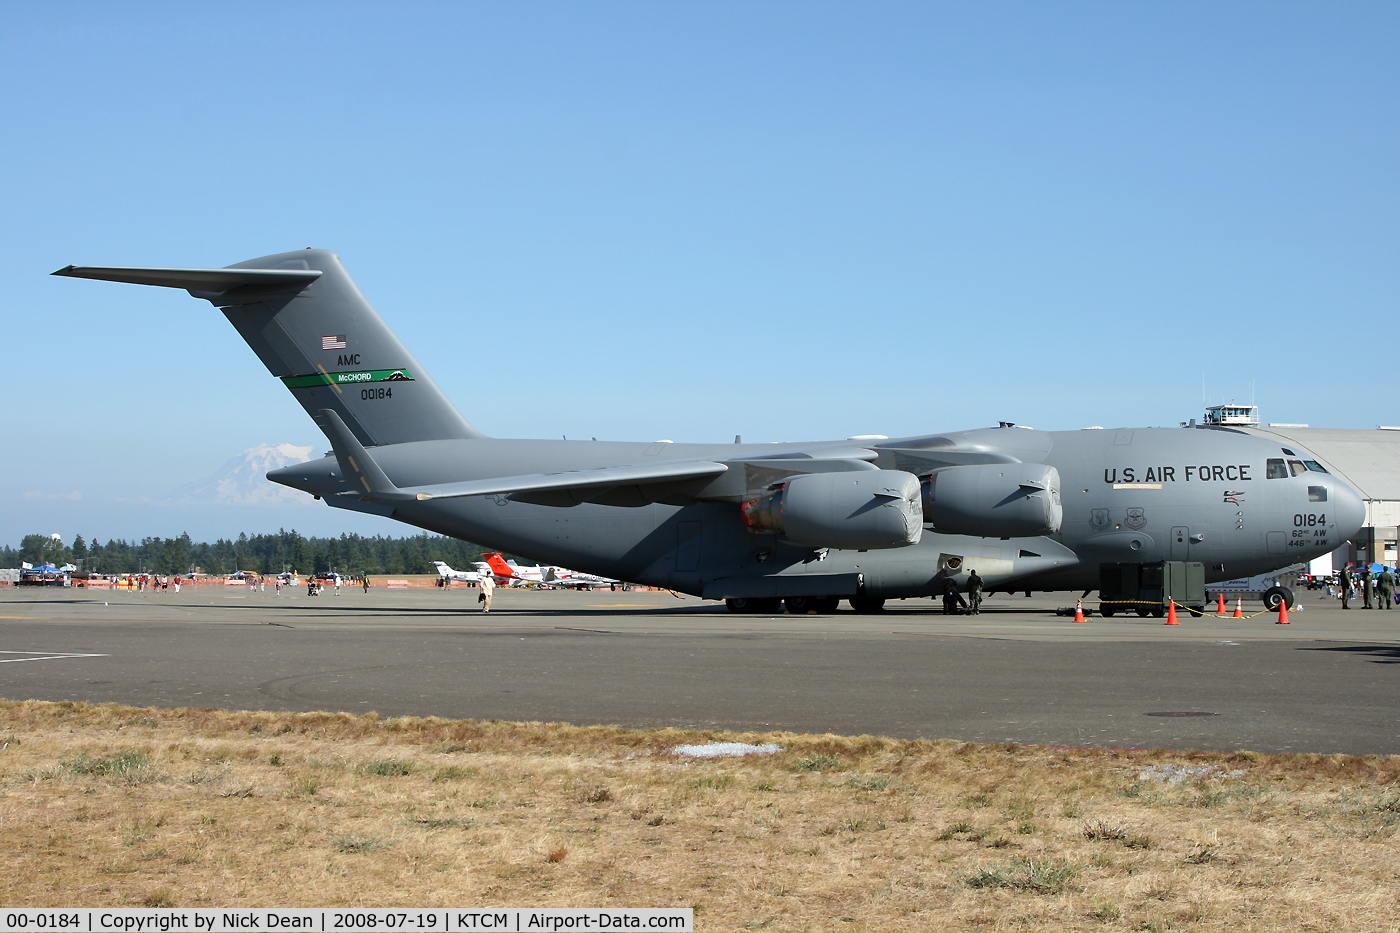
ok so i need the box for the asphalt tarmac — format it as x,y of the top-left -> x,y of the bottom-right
2,585 -> 1397,755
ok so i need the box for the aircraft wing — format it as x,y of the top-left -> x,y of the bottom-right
313,408 -> 892,507
312,408 -> 728,501
399,460 -> 731,501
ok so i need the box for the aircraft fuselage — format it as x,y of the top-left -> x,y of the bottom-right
270,424 -> 1364,599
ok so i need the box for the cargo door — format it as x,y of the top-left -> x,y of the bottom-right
1170,526 -> 1190,561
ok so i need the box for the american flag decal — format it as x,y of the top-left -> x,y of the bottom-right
322,335 -> 347,350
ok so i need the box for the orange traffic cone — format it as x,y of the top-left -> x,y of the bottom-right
1216,593 -> 1227,616
1165,599 -> 1180,625
1073,599 -> 1086,623
1276,597 -> 1290,624
1232,597 -> 1244,618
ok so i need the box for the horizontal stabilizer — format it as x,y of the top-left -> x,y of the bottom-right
52,265 -> 321,293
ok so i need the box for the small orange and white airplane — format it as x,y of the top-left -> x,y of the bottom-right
481,552 -> 620,590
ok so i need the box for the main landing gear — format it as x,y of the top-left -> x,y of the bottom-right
724,595 -> 850,614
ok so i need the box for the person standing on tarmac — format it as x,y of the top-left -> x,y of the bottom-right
1362,566 -> 1375,609
479,572 -> 496,613
1377,567 -> 1395,610
1341,564 -> 1353,609
966,569 -> 984,615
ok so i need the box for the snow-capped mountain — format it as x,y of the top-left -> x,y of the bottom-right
174,443 -> 317,505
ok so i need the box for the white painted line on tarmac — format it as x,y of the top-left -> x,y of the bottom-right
0,650 -> 108,663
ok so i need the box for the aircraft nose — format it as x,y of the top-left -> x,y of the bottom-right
1331,479 -> 1367,541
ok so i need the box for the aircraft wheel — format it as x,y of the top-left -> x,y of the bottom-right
813,596 -> 841,613
1152,607 -> 1164,618
727,597 -> 782,614
1136,606 -> 1151,617
1262,586 -> 1295,611
784,596 -> 814,614
849,596 -> 886,614
1099,606 -> 1116,618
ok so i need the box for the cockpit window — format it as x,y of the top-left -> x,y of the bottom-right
1288,459 -> 1307,477
1304,460 -> 1329,473
1281,448 -> 1297,456
1309,486 -> 1327,502
1266,458 -> 1288,479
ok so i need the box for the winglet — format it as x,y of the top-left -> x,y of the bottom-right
314,408 -> 411,500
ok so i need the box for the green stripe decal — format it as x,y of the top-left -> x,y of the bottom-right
283,369 -> 415,389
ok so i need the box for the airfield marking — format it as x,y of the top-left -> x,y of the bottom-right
0,650 -> 108,663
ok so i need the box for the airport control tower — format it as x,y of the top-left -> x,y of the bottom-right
1202,403 -> 1260,427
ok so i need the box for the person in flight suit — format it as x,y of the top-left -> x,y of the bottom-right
966,569 -> 984,615
1377,567 -> 1395,610
1362,566 -> 1374,609
1341,564 -> 1353,609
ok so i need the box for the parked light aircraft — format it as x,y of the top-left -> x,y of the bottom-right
544,566 -> 621,590
481,552 -> 620,590
54,250 -> 1368,614
481,553 -> 546,586
431,560 -> 485,584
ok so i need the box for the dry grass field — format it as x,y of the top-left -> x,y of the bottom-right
1,699 -> 1398,932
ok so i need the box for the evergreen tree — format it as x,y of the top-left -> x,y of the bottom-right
6,530 -> 490,576
19,534 -> 68,567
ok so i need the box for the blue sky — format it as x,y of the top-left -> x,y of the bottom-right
3,1 -> 1396,543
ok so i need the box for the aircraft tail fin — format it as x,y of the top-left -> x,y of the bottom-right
54,249 -> 483,446
483,552 -> 516,577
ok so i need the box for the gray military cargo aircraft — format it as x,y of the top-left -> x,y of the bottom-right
55,250 -> 1367,614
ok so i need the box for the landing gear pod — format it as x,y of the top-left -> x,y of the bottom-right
741,470 -> 923,550
921,462 -> 1063,537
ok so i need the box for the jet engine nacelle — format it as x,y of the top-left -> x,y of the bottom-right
921,462 -> 1063,537
741,470 -> 923,549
